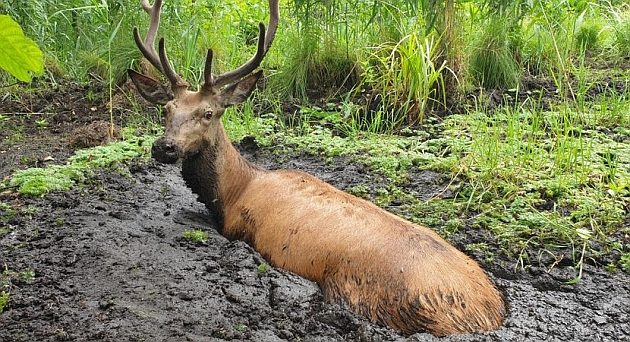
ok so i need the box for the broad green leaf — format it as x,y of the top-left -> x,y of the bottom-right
0,15 -> 44,82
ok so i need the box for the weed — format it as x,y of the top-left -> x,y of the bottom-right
358,32 -> 447,128
182,229 -> 209,243
610,7 -> 630,60
621,253 -> 630,273
18,270 -> 35,282
0,291 -> 8,313
574,17 -> 601,53
256,262 -> 269,274
5,127 -> 24,145
0,202 -> 16,224
35,118 -> 49,128
346,184 -> 371,199
0,114 -> 9,128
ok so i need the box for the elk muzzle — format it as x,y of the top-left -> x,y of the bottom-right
152,137 -> 181,164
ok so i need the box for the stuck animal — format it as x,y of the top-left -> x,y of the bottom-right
128,0 -> 506,336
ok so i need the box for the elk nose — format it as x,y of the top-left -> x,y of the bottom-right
152,137 -> 180,164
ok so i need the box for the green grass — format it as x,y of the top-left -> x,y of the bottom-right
469,17 -> 520,89
4,135 -> 156,197
182,229 -> 209,243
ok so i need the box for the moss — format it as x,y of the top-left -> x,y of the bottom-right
5,135 -> 156,197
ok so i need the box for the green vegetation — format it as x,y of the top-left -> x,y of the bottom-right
256,262 -> 269,274
182,229 -> 209,243
0,291 -> 8,313
0,15 -> 43,82
0,267 -> 35,313
469,17 -> 520,89
4,136 -> 156,196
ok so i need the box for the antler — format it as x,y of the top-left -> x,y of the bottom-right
133,0 -> 188,89
203,0 -> 280,90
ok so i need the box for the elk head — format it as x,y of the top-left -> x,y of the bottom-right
128,0 -> 279,163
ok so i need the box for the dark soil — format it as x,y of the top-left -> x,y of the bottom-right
1,81 -> 629,341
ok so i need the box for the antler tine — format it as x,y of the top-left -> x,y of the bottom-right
158,38 -> 188,88
209,0 -> 280,89
133,0 -> 164,74
134,0 -> 188,89
202,49 -> 214,91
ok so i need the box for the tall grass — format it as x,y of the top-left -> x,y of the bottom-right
359,32 -> 447,128
469,17 -> 521,89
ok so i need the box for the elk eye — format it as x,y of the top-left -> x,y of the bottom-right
204,110 -> 213,120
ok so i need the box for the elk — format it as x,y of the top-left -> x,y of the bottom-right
127,0 -> 506,336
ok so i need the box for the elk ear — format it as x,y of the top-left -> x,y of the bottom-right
127,69 -> 173,105
221,70 -> 263,107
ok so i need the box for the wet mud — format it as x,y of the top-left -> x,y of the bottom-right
1,148 -> 629,341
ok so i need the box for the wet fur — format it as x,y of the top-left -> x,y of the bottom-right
180,127 -> 506,336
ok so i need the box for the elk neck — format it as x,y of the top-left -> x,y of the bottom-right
181,123 -> 260,230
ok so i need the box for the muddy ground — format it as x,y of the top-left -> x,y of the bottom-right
1,82 -> 629,341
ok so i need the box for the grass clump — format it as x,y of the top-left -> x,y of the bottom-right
183,229 -> 209,243
5,136 -> 156,197
621,253 -> 630,273
612,13 -> 630,60
574,19 -> 601,53
359,32 -> 447,127
469,17 -> 520,89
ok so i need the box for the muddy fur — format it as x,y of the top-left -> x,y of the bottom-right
182,143 -> 225,230
178,125 -> 506,336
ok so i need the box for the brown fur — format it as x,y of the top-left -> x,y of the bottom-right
182,125 -> 506,336
128,57 -> 506,336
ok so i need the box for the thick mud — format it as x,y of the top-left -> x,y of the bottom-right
1,147 -> 629,341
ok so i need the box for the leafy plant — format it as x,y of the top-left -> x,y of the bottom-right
0,15 -> 43,82
256,262 -> 269,274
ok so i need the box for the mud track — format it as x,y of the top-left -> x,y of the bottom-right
1,146 -> 629,341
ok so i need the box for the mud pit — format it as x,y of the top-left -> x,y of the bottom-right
1,147 -> 629,341
1,83 -> 629,341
